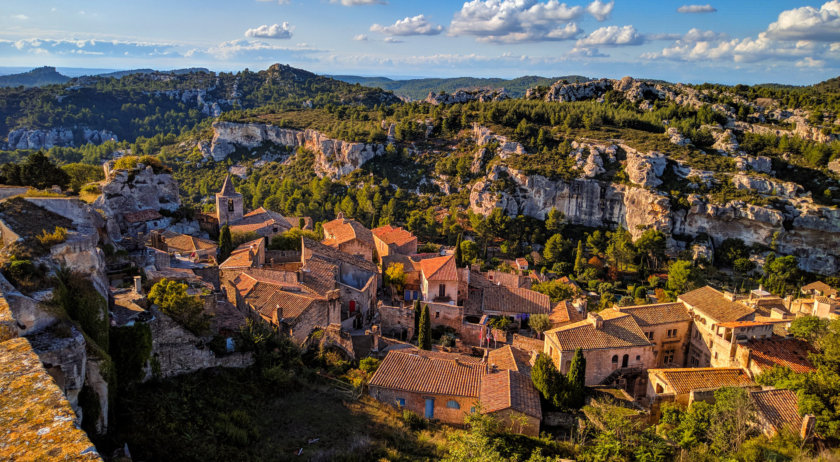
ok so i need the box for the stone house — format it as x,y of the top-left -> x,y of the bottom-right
478,286 -> 551,329
215,175 -> 293,239
322,214 -> 376,262
678,286 -> 756,368
732,337 -> 816,379
646,367 -> 758,408
548,300 -> 586,328
801,281 -> 837,298
219,237 -> 266,271
480,369 -> 542,437
372,225 -> 418,260
147,229 -> 218,263
750,389 -> 813,439
614,302 -> 692,368
419,255 -> 460,304
543,309 -> 655,389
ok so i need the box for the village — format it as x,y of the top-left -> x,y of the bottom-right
2,154 -> 836,460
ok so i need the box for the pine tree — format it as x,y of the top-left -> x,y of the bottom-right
573,240 -> 585,276
567,348 -> 587,408
418,305 -> 432,350
454,233 -> 463,268
219,225 -> 233,262
413,299 -> 421,340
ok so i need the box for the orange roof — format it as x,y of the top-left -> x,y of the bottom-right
717,321 -> 772,329
420,255 -> 458,281
751,389 -> 803,435
322,217 -> 374,247
616,302 -> 691,326
487,345 -> 533,376
802,281 -> 837,296
229,208 -> 290,235
479,369 -> 541,419
549,300 -> 584,326
234,273 -> 322,322
649,367 -> 756,395
546,309 -> 651,352
164,234 -> 217,253
369,349 -> 485,397
482,287 -> 551,315
679,286 -> 755,323
220,237 -> 264,269
742,337 -> 816,374
372,225 -> 416,247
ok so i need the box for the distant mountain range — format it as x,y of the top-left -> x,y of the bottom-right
329,75 -> 590,100
0,66 -> 211,88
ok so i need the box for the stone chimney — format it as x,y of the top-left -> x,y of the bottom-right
801,414 -> 816,440
370,325 -> 380,352
588,313 -> 604,329
134,276 -> 143,295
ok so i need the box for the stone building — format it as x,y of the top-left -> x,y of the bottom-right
419,255 -> 460,304
372,224 -> 418,261
801,281 -> 837,298
614,302 -> 692,368
543,309 -> 655,390
215,174 -> 244,226
219,237 -> 266,271
322,214 -> 376,262
646,367 -> 758,407
215,176 -> 293,239
731,337 -> 816,379
678,286 -> 757,368
750,389 -> 813,439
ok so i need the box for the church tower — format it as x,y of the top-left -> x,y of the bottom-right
216,174 -> 243,226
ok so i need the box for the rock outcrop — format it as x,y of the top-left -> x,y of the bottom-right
6,127 -> 117,150
208,121 -> 386,179
424,89 -> 509,105
473,124 -> 526,158
623,146 -> 666,188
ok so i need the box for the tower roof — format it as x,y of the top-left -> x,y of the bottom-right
218,174 -> 240,197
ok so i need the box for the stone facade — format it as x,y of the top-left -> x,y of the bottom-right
369,385 -> 477,425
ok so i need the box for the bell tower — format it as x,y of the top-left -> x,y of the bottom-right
215,174 -> 243,226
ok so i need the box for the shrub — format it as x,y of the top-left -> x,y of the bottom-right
36,226 -> 68,247
359,357 -> 381,374
402,410 -> 426,430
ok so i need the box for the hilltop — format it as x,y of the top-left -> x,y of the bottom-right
0,66 -> 71,88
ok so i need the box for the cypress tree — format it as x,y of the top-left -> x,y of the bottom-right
418,305 -> 432,350
219,225 -> 233,262
454,233 -> 463,267
573,240 -> 585,276
413,299 -> 421,340
567,348 -> 587,408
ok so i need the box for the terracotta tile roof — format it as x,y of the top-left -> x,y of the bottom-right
815,296 -> 839,306
679,286 -> 755,323
649,367 -> 755,394
235,274 -> 321,322
546,309 -> 651,352
486,270 -> 527,289
123,208 -> 162,223
420,255 -> 458,281
549,300 -> 584,326
480,370 -> 542,419
285,216 -> 313,230
802,281 -> 837,297
372,225 -> 416,247
0,337 -> 101,461
743,337 -> 816,374
229,207 -> 290,235
487,345 -> 533,376
511,334 -> 545,355
322,217 -> 374,247
218,174 -> 239,197
717,321 -> 772,329
369,349 -> 485,397
482,287 -> 551,315
302,238 -> 379,274
750,389 -> 802,435
220,238 -> 265,269
300,259 -> 339,296
515,258 -> 528,268
164,234 -> 217,253
616,302 -> 691,326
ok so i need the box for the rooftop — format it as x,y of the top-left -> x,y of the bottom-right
742,337 -> 816,374
487,345 -> 533,376
229,207 -> 291,235
369,349 -> 485,397
546,309 -> 651,352
419,255 -> 458,282
217,174 -> 240,197
322,217 -> 374,248
162,233 -> 217,253
549,300 -> 584,326
649,367 -> 756,395
750,389 -> 803,436
235,274 -> 322,322
302,238 -> 379,274
482,286 -> 550,315
678,286 -> 755,323
802,281 -> 837,297
480,369 -> 542,419
372,224 -> 416,247
615,302 -> 691,326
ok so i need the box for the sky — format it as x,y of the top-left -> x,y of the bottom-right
1,0 -> 840,85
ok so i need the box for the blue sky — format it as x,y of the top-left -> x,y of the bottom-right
1,0 -> 840,84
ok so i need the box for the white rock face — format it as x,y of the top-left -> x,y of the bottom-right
734,155 -> 772,173
623,146 -> 666,188
667,127 -> 691,146
209,121 -> 386,179
731,174 -> 802,198
711,128 -> 740,154
424,89 -> 509,104
6,127 -> 117,150
472,124 -> 526,159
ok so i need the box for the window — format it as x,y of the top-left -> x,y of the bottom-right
645,331 -> 654,341
446,400 -> 460,410
470,407 -> 476,414
227,199 -> 234,212
663,350 -> 675,364
396,398 -> 406,407
621,354 -> 629,368
435,311 -> 440,319
689,352 -> 700,366
667,329 -> 677,338
438,284 -> 446,298
714,352 -> 718,360
611,355 -> 618,364
635,355 -> 640,361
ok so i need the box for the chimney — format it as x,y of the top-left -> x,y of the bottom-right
588,313 -> 603,329
370,325 -> 380,352
723,291 -> 736,301
801,414 -> 816,440
134,276 -> 143,295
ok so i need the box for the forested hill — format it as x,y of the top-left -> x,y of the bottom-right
330,74 -> 589,100
0,66 -> 71,88
0,63 -> 401,143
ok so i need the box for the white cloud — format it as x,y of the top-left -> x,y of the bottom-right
576,25 -> 643,47
449,0 -> 584,43
568,47 -> 608,58
257,0 -> 291,4
330,0 -> 386,5
586,0 -> 613,21
796,56 -> 825,67
370,15 -> 443,36
766,0 -> 840,41
353,34 -> 368,41
11,14 -> 28,20
683,28 -> 727,42
384,37 -> 404,43
2,38 -> 182,58
677,4 -> 716,14
245,23 -> 293,39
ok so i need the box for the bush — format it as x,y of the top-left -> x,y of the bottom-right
402,410 -> 426,430
148,279 -> 210,337
359,357 -> 381,374
36,226 -> 68,246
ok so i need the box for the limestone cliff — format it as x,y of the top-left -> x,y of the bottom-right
5,127 -> 117,150
208,121 -> 386,179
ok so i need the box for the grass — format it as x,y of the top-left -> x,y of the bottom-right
109,367 -> 448,461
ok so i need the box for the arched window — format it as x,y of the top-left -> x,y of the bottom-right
611,355 -> 618,363
622,354 -> 629,368
655,384 -> 664,394
227,198 -> 234,212
446,400 -> 460,410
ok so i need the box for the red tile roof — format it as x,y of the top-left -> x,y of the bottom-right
372,225 -> 416,247
649,367 -> 756,394
480,369 -> 542,419
546,309 -> 651,352
750,389 -> 802,435
549,300 -> 583,326
616,302 -> 691,326
742,337 -> 816,374
369,349 -> 485,397
220,237 -> 265,269
322,217 -> 374,247
487,345 -> 533,376
229,207 -> 290,235
164,234 -> 217,253
802,281 -> 837,297
420,255 -> 458,281
482,287 -> 551,315
234,274 -> 322,322
679,286 -> 755,323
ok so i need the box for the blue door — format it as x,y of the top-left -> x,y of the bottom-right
424,398 -> 434,419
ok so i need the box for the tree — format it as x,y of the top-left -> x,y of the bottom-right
567,348 -> 586,408
460,239 -> 479,265
573,240 -> 585,276
218,225 -> 233,262
3,151 -> 70,190
543,233 -> 568,265
413,299 -> 421,340
529,313 -> 551,339
148,279 -> 209,336
606,227 -> 636,272
764,254 -> 799,295
586,230 -> 607,255
531,353 -> 568,408
62,163 -> 104,193
532,279 -> 575,304
667,260 -> 696,293
545,208 -> 564,235
634,229 -> 666,272
789,316 -> 829,343
384,262 -> 406,299
454,233 -> 464,267
418,305 -> 432,350
707,387 -> 757,455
